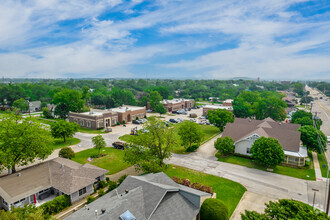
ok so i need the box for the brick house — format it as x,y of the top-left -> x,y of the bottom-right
69,110 -> 118,130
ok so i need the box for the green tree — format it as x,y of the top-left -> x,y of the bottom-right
200,198 -> 229,220
250,137 -> 284,167
92,135 -> 106,156
42,107 -> 52,119
241,199 -> 330,220
149,91 -> 163,110
214,137 -> 235,156
294,116 -> 313,126
50,120 -> 78,143
291,110 -> 312,123
293,83 -> 304,96
59,147 -> 75,159
0,113 -> 54,173
0,205 -> 51,220
178,120 -> 203,149
124,116 -> 177,173
207,109 -> 234,131
53,89 -> 84,112
54,103 -> 69,119
13,98 -> 28,112
255,95 -> 287,121
155,103 -> 167,116
298,125 -> 327,153
232,99 -> 251,118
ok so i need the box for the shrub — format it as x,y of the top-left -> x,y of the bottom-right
173,177 -> 214,194
39,195 -> 71,216
186,144 -> 199,152
98,189 -> 105,197
305,160 -> 311,167
117,122 -> 120,125
136,117 -> 139,120
59,147 -> 75,159
200,198 -> 228,220
98,180 -> 107,189
86,196 -> 96,204
107,181 -> 118,193
106,177 -> 110,183
118,175 -> 128,185
214,137 -> 235,156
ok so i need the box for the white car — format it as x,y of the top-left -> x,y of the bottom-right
327,136 -> 330,143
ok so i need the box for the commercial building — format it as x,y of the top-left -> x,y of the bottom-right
110,105 -> 146,123
202,105 -> 233,115
160,99 -> 194,112
0,158 -> 107,210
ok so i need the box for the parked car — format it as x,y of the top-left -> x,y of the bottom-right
140,118 -> 148,123
190,113 -> 197,118
327,136 -> 330,143
200,116 -> 206,119
176,118 -> 184,123
190,118 -> 196,122
112,141 -> 126,150
169,119 -> 178,123
164,121 -> 173,127
133,120 -> 142,124
147,109 -> 153,113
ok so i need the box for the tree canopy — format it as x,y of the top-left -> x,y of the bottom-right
214,137 -> 235,156
92,135 -> 106,156
50,120 -> 78,143
13,98 -> 28,112
250,137 -> 284,167
298,125 -> 327,153
207,109 -> 234,131
149,91 -> 163,110
178,120 -> 203,149
0,113 -> 54,173
124,116 -> 177,173
53,89 -> 85,113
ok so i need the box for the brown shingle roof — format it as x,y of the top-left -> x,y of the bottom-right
222,118 -> 301,152
0,157 -> 108,204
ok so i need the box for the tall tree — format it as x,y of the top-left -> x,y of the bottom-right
50,120 -> 78,143
92,135 -> 106,156
54,103 -> 69,119
178,120 -> 203,149
298,125 -> 327,153
149,91 -> 163,110
155,104 -> 167,116
53,89 -> 84,112
207,109 -> 234,131
251,137 -> 284,167
13,98 -> 28,112
0,113 -> 53,173
124,116 -> 177,173
214,137 -> 235,156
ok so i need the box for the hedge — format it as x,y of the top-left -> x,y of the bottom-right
39,195 -> 71,216
200,198 -> 228,220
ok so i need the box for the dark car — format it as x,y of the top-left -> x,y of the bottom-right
112,141 -> 126,150
169,119 -> 178,123
133,120 -> 142,124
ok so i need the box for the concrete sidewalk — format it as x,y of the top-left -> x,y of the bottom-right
312,151 -> 326,181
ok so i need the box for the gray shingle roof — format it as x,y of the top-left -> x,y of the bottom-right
65,172 -> 211,220
0,157 -> 108,204
222,118 -> 301,152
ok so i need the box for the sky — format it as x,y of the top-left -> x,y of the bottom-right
0,0 -> 329,80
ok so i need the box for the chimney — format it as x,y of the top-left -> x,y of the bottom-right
101,209 -> 106,214
125,189 -> 129,194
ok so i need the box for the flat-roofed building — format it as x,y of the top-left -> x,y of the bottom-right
202,105 -> 233,115
69,109 -> 118,130
160,99 -> 194,112
110,105 -> 146,123
222,99 -> 234,106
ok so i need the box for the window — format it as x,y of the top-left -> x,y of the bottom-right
79,187 -> 87,196
80,120 -> 84,126
3,199 -> 8,206
246,148 -> 251,154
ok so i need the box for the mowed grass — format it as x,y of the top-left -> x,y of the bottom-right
119,124 -> 219,154
72,147 -> 130,175
216,152 -> 316,181
317,152 -> 329,178
51,137 -> 81,150
164,165 -> 246,217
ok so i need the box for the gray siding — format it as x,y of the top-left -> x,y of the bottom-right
70,184 -> 94,203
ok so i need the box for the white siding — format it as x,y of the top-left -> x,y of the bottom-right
234,139 -> 253,156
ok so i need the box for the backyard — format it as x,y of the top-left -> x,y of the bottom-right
119,123 -> 220,154
164,165 -> 246,217
216,152 -> 316,181
72,147 -> 130,175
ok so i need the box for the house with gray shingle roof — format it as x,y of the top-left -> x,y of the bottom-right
65,172 -> 212,220
222,118 -> 307,167
0,157 -> 107,210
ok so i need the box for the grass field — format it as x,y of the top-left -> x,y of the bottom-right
317,152 -> 329,178
51,137 -> 81,150
119,124 -> 220,154
216,152 -> 316,181
164,165 -> 246,217
72,147 -> 130,175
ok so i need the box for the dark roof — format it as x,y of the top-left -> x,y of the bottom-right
0,157 -> 108,204
65,172 -> 211,220
222,118 -> 301,152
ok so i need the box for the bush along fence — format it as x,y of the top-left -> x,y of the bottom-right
172,176 -> 214,194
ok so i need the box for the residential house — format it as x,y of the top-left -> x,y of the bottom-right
208,97 -> 220,102
65,172 -> 212,220
0,157 -> 107,210
29,101 -> 41,112
69,109 -> 118,130
222,118 -> 307,167
202,105 -> 233,116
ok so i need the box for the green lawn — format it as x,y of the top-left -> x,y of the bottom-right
317,152 -> 329,178
72,147 -> 130,175
51,137 -> 81,150
119,124 -> 220,154
164,165 -> 246,217
216,153 -> 316,181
